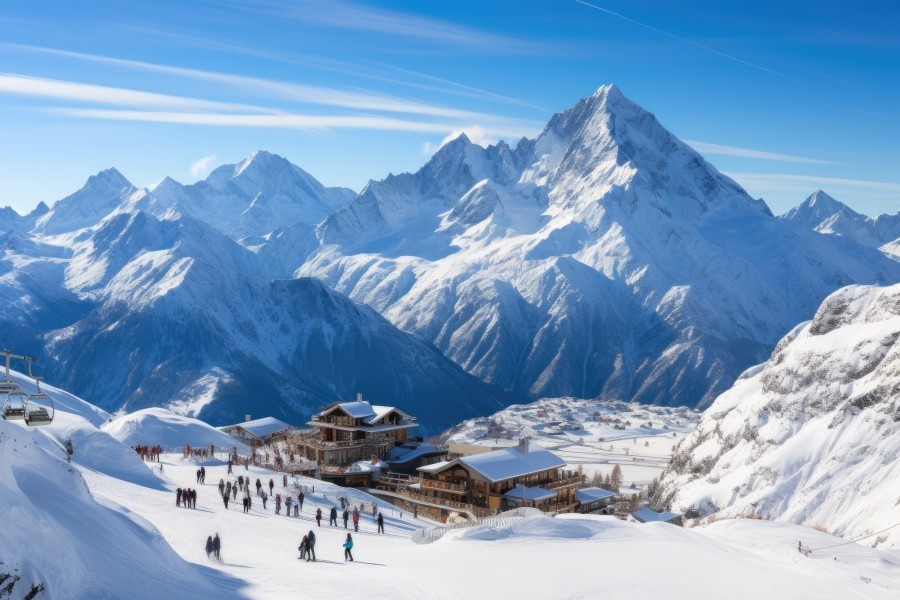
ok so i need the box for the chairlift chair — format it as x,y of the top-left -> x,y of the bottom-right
25,376 -> 54,426
2,389 -> 27,421
25,393 -> 54,426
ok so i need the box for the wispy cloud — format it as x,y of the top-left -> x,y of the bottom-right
189,155 -> 218,178
0,72 -> 277,113
227,0 -> 541,52
48,108 -> 538,140
686,140 -> 835,165
4,44 -> 538,123
726,172 -> 900,193
725,172 -> 900,211
574,0 -> 806,84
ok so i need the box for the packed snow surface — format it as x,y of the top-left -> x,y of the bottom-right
664,283 -> 900,548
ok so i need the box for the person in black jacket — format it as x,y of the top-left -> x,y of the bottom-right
343,508 -> 349,528
306,530 -> 316,561
330,506 -> 338,526
205,535 -> 214,559
377,511 -> 384,534
212,533 -> 221,561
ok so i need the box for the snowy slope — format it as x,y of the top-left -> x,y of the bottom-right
663,283 -> 900,547
781,189 -> 900,249
103,407 -> 247,451
300,85 -> 900,407
2,375 -> 898,599
0,416 -> 242,598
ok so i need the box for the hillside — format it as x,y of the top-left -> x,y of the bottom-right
662,283 -> 900,547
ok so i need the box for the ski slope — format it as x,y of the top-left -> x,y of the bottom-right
1,379 -> 898,598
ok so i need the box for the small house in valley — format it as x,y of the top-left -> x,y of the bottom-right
575,487 -> 617,514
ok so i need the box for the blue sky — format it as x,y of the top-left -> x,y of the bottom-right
0,0 -> 898,216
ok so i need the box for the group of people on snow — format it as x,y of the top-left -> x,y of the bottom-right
205,533 -> 221,562
195,466 -> 207,484
176,487 -> 197,508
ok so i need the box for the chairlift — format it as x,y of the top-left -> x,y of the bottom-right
25,381 -> 54,426
25,360 -> 54,426
2,389 -> 27,421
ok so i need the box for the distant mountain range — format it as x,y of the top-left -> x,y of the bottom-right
1,84 -> 897,428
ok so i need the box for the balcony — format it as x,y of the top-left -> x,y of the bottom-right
547,473 -> 584,490
422,479 -> 467,494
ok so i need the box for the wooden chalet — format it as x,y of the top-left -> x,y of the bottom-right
415,439 -> 583,514
297,395 -> 417,468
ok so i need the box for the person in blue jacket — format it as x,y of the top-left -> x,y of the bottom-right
343,533 -> 354,562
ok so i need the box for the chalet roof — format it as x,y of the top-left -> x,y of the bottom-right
458,441 -> 565,483
575,487 -> 616,504
220,417 -> 291,438
632,508 -> 681,523
504,486 -> 557,501
386,442 -> 445,465
319,400 -> 410,423
417,460 -> 456,474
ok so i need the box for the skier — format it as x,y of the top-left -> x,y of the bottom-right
269,478 -> 274,496
227,459 -> 233,474
238,475 -> 244,491
190,488 -> 197,509
200,466 -> 206,483
285,496 -> 293,517
330,506 -> 338,527
298,535 -> 308,561
225,481 -> 232,499
352,508 -> 359,532
275,493 -> 282,515
223,491 -> 230,509
343,533 -> 354,562
298,491 -> 304,510
212,533 -> 221,561
205,535 -> 214,559
343,508 -> 349,529
293,500 -> 299,517
261,490 -> 268,509
306,530 -> 317,561
232,481 -> 238,501
256,478 -> 262,496
377,511 -> 384,534
218,479 -> 225,497
315,507 -> 322,527
243,495 -> 249,514
196,468 -> 202,483
176,487 -> 182,507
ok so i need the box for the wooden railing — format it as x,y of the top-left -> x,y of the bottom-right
547,474 -> 584,490
422,480 -> 466,493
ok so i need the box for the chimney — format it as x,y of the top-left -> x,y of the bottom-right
357,392 -> 363,403
245,414 -> 251,422
518,437 -> 530,455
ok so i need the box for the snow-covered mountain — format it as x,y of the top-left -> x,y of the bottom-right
781,190 -> 900,256
2,210 -> 510,431
299,85 -> 900,407
662,283 -> 900,547
33,168 -> 137,235
122,150 -> 356,238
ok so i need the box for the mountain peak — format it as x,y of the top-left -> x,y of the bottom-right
233,150 -> 287,178
782,190 -> 862,223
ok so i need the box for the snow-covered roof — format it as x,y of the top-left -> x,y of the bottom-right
504,486 -> 557,501
632,508 -> 680,523
328,401 -> 377,419
221,416 -> 291,438
576,487 -> 616,504
366,404 -> 410,424
417,460 -> 456,474
458,441 -> 565,483
386,442 -> 444,464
